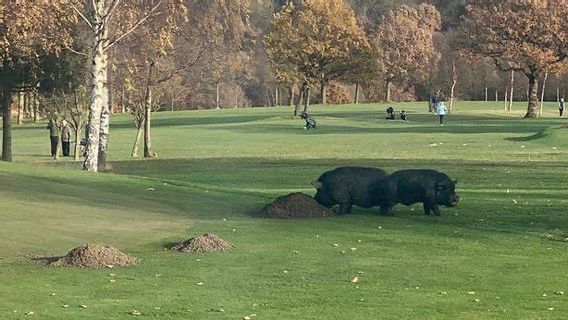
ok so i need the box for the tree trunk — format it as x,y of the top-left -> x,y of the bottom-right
354,83 -> 360,104
215,82 -> 220,109
1,88 -> 12,162
84,4 -> 109,172
385,79 -> 392,102
303,86 -> 311,113
54,131 -> 61,161
504,90 -> 508,112
484,86 -> 488,102
539,72 -> 548,117
508,71 -> 515,112
495,90 -> 498,102
320,81 -> 327,105
294,86 -> 304,116
98,59 -> 111,171
17,91 -> 23,125
275,84 -> 280,107
449,61 -> 457,112
143,63 -> 155,158
73,126 -> 82,161
120,83 -> 126,113
524,74 -> 539,118
289,86 -> 295,107
32,92 -> 38,123
131,124 -> 143,158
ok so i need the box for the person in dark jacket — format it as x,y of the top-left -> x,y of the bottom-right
46,119 -> 60,157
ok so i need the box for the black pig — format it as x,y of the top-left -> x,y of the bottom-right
378,169 -> 459,216
312,167 -> 389,215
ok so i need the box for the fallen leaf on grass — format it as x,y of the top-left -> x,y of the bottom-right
351,276 -> 359,283
62,305 -> 69,308
131,310 -> 142,316
80,305 -> 88,309
467,291 -> 476,295
196,282 -> 204,286
333,244 -> 339,247
25,311 -> 34,315
147,188 -> 155,192
350,247 -> 357,251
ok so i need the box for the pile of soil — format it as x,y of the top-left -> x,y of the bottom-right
258,192 -> 335,219
171,234 -> 234,254
48,244 -> 137,268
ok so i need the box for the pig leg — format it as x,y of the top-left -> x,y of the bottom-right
379,205 -> 393,216
431,204 -> 441,216
338,202 -> 352,215
423,202 -> 432,215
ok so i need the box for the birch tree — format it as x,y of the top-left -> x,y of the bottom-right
68,0 -> 187,171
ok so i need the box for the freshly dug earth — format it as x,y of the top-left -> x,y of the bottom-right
49,244 -> 137,268
171,234 -> 234,253
258,192 -> 335,219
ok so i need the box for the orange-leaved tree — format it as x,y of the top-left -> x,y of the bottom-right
264,0 -> 369,109
0,0 -> 76,161
372,3 -> 441,102
458,0 -> 568,118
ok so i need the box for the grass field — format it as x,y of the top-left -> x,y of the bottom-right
1,101 -> 567,319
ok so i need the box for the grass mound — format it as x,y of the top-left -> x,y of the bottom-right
49,244 -> 137,268
258,192 -> 334,219
171,234 -> 234,253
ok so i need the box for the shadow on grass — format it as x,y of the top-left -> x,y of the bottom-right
505,129 -> 547,142
31,255 -> 62,265
217,122 -> 552,136
110,115 -> 274,129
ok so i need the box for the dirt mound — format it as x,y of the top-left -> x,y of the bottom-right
258,192 -> 335,219
171,234 -> 234,254
48,244 -> 137,268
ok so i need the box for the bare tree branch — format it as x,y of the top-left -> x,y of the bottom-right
69,2 -> 94,30
64,45 -> 89,57
104,0 -> 163,52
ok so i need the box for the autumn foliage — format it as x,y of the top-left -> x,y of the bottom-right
459,0 -> 568,118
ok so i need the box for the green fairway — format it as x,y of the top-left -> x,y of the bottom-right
1,101 -> 567,319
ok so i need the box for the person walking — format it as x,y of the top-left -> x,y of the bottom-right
46,119 -> 60,157
436,100 -> 448,126
560,98 -> 565,117
61,119 -> 71,157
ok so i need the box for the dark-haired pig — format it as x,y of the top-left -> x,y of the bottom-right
377,169 -> 459,216
312,167 -> 389,215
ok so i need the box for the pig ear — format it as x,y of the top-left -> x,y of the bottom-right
311,181 -> 322,190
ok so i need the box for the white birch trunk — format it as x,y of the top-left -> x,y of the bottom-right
539,72 -> 548,117
449,61 -> 457,112
83,1 -> 109,172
